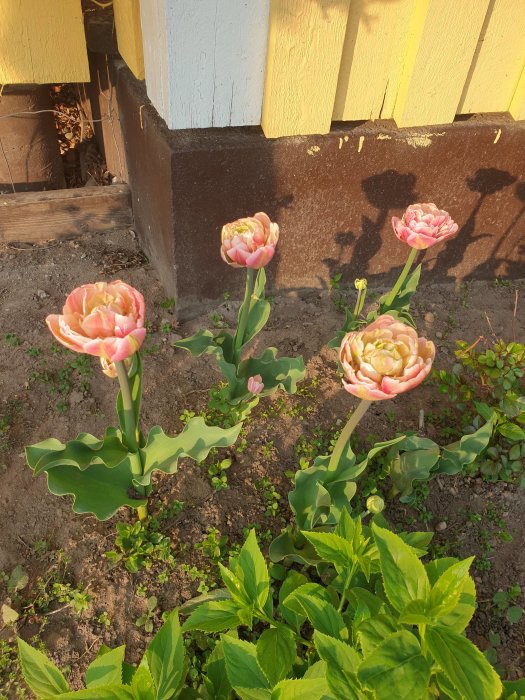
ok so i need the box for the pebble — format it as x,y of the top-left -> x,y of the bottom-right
36,289 -> 49,299
448,486 -> 459,496
435,521 -> 447,532
435,330 -> 443,339
424,312 -> 435,324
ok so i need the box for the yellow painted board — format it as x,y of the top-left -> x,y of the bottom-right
0,0 -> 89,84
262,0 -> 351,138
509,64 -> 525,120
393,0 -> 491,128
113,0 -> 145,81
458,0 -> 525,114
333,0 -> 416,121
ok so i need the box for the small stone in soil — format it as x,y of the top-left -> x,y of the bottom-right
435,521 -> 447,532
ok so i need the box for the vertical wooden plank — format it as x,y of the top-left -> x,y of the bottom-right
333,0 -> 416,121
139,0 -> 270,129
458,0 -> 525,114
393,0 -> 490,128
0,0 -> 89,84
509,65 -> 525,120
113,0 -> 145,80
262,0 -> 351,138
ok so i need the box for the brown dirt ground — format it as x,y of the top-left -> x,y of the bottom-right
0,229 -> 524,695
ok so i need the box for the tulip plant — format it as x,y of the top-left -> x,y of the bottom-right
25,281 -> 241,521
175,212 -> 305,424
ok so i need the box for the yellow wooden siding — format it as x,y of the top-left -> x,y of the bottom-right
261,0 -> 351,138
113,0 -> 145,81
333,0 -> 415,122
392,0 -> 490,128
510,65 -> 525,120
458,0 -> 525,114
0,0 -> 89,85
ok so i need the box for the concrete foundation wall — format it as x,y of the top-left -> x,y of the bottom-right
110,61 -> 524,309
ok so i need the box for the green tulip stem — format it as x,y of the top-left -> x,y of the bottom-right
384,247 -> 418,308
338,560 -> 358,613
329,399 -> 372,470
234,267 -> 256,364
115,359 -> 147,520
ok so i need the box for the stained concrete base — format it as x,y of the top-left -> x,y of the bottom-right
101,60 -> 524,309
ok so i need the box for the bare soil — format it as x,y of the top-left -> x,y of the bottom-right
0,228 -> 523,694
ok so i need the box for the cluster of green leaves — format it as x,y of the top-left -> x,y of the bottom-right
105,520 -> 176,574
175,268 -> 305,424
434,339 -> 525,483
25,354 -> 241,520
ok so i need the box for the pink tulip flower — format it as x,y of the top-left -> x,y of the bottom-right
339,315 -> 435,401
247,374 -> 264,395
392,203 -> 458,250
46,281 -> 146,363
221,212 -> 279,269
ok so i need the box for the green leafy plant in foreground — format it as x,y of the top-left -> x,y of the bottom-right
19,521 -> 523,699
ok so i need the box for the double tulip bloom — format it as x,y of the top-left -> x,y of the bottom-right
339,315 -> 435,401
46,280 -> 146,376
392,203 -> 458,250
221,212 -> 279,269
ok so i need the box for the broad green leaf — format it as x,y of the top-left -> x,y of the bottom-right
270,677 -> 332,700
146,610 -> 185,700
256,627 -> 296,686
27,430 -> 129,476
138,419 -> 241,483
17,638 -> 69,697
243,268 -> 271,346
372,524 -> 430,612
7,565 -> 28,594
391,445 -> 440,499
300,531 -> 354,572
219,563 -> 251,608
222,636 -> 270,694
498,422 -> 525,442
130,660 -> 156,699
269,528 -> 326,566
86,646 -> 125,688
426,625 -> 502,700
428,557 -> 474,619
282,588 -> 346,639
43,456 -> 146,520
174,329 -> 228,358
178,588 -> 231,615
236,530 -> 270,609
278,570 -> 309,630
437,414 -> 495,475
377,264 -> 422,320
398,599 -> 431,625
357,630 -> 430,700
2,604 -> 19,624
182,599 -> 242,633
425,559 -> 476,633
398,531 -> 434,557
314,630 -> 362,700
57,689 -> 134,699
503,679 -> 525,698
357,614 -> 400,656
203,641 -> 232,700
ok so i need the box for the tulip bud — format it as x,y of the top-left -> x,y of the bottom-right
247,374 -> 264,395
354,278 -> 367,291
366,495 -> 385,514
221,212 -> 279,269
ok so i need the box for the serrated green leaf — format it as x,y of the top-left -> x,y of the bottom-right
137,419 -> 241,484
372,524 -> 430,613
17,638 -> 70,697
219,563 -> 251,608
222,636 -> 270,694
277,570 -> 309,630
282,587 -> 345,639
425,558 -> 476,632
236,530 -> 270,609
398,599 -> 430,625
426,625 -> 502,700
182,599 -> 242,633
256,627 -> 296,686
357,630 -> 430,700
130,659 -> 155,698
86,645 -> 125,688
428,557 -> 474,619
146,610 -> 185,700
498,422 -> 525,442
203,641 -> 232,700
357,615 -> 400,656
56,688 -> 134,699
300,531 -> 354,572
314,630 -> 362,700
270,677 -> 331,700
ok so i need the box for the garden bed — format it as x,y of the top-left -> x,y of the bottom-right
0,228 -> 523,695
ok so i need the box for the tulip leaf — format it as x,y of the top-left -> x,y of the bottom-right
136,418 -> 241,484
237,347 -> 305,397
26,429 -> 129,476
240,268 -> 271,348
391,436 -> 441,500
436,412 -> 495,475
375,263 -> 422,326
116,352 -> 143,443
44,456 -> 146,520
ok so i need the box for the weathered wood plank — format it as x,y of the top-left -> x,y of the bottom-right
509,64 -> 525,120
393,0 -> 490,128
113,0 -> 145,80
458,0 -> 525,114
262,0 -> 351,137
0,185 -> 133,242
0,0 -> 89,84
333,0 -> 415,121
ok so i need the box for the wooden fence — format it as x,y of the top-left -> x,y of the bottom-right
1,0 -> 524,137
